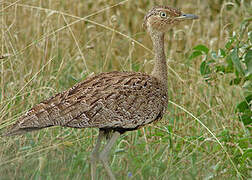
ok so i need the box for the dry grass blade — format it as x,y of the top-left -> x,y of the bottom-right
169,100 -> 242,179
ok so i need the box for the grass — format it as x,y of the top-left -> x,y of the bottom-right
0,0 -> 251,179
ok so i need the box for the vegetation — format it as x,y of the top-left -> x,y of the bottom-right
190,17 -> 252,129
0,0 -> 251,179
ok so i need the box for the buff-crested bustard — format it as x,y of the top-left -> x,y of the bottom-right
4,6 -> 198,180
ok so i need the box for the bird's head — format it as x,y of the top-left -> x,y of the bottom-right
143,6 -> 198,34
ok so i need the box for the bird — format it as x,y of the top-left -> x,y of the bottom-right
3,6 -> 198,180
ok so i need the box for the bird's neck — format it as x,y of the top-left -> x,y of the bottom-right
151,32 -> 168,87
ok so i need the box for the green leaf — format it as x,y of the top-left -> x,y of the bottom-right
245,94 -> 252,104
208,59 -> 215,64
236,94 -> 252,113
248,31 -> 252,44
230,78 -> 242,85
218,48 -> 226,58
211,51 -> 218,60
216,65 -> 226,73
243,76 -> 252,92
219,129 -> 231,142
239,19 -> 250,39
200,61 -> 211,75
189,50 -> 203,60
244,49 -> 252,76
236,94 -> 252,125
241,149 -> 252,163
230,47 -> 245,76
225,55 -> 234,73
225,39 -> 234,49
238,137 -> 250,149
193,44 -> 209,54
239,113 -> 252,125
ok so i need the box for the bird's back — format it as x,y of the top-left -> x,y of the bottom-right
6,71 -> 168,135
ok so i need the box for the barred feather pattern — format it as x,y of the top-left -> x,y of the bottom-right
6,71 -> 168,135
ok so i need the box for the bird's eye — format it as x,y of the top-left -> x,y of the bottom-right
160,12 -> 167,18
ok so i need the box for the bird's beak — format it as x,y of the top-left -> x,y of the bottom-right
176,13 -> 199,20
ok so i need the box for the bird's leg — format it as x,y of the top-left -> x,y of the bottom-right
91,130 -> 104,180
99,131 -> 120,180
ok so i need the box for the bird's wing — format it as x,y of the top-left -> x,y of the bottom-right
6,71 -> 167,135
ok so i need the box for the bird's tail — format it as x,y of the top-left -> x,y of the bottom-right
3,115 -> 53,136
3,102 -> 56,136
3,124 -> 45,136
3,89 -> 88,136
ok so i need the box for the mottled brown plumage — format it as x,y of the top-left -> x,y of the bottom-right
4,6 -> 198,180
7,71 -> 167,135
